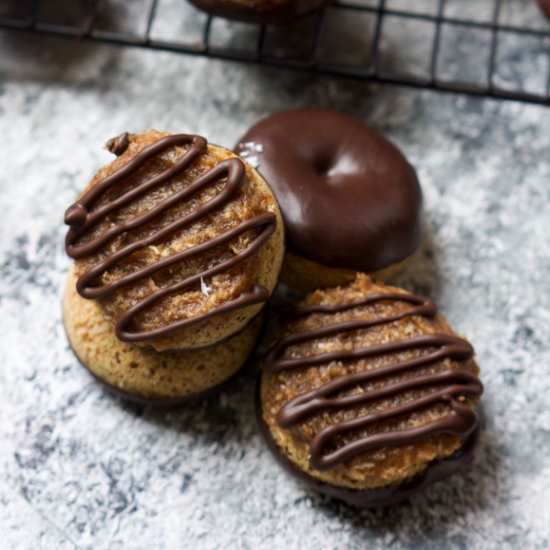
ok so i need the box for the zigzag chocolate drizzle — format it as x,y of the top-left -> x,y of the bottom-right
64,133 -> 276,342
263,293 -> 483,471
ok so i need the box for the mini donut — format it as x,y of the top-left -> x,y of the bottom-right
538,0 -> 550,17
64,268 -> 262,405
258,275 -> 483,507
64,130 -> 284,352
235,109 -> 423,292
187,0 -> 329,25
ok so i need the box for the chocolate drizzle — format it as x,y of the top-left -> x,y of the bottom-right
263,293 -> 483,471
106,132 -> 130,156
65,133 -> 276,342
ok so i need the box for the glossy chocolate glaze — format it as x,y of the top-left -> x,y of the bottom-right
188,0 -> 329,25
256,376 -> 481,508
236,109 -> 422,273
538,0 -> 550,17
263,292 -> 482,471
65,133 -> 276,343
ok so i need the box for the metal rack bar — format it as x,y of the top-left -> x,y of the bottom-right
0,0 -> 548,106
487,0 -> 503,91
429,0 -> 446,85
369,0 -> 386,76
145,0 -> 159,43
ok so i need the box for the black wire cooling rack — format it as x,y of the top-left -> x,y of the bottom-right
1,0 -> 550,105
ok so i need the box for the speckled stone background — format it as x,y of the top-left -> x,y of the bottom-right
1,1 -> 550,549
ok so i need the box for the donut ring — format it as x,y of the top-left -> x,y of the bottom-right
236,109 -> 423,290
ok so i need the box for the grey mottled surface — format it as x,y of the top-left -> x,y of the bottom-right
1,5 -> 550,549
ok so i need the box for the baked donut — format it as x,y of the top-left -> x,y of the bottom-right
64,267 -> 263,405
63,130 -> 284,402
187,0 -> 329,25
258,275 -> 483,507
236,110 -> 423,292
538,0 -> 550,17
64,130 -> 284,353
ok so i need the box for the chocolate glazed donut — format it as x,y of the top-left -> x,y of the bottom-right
236,110 -> 422,277
188,0 -> 330,25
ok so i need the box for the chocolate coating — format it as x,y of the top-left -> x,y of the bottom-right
236,110 -> 422,273
538,0 -> 550,17
188,0 -> 329,25
256,379 -> 480,508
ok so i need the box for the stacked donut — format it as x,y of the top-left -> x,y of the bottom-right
63,111 -> 483,508
64,131 -> 285,404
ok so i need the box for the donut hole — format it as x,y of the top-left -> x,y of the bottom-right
312,155 -> 334,177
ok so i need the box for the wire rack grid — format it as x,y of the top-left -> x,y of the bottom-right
1,0 -> 549,105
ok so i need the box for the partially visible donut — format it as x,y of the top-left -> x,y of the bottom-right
235,110 -> 423,292
187,0 -> 329,24
538,0 -> 550,17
